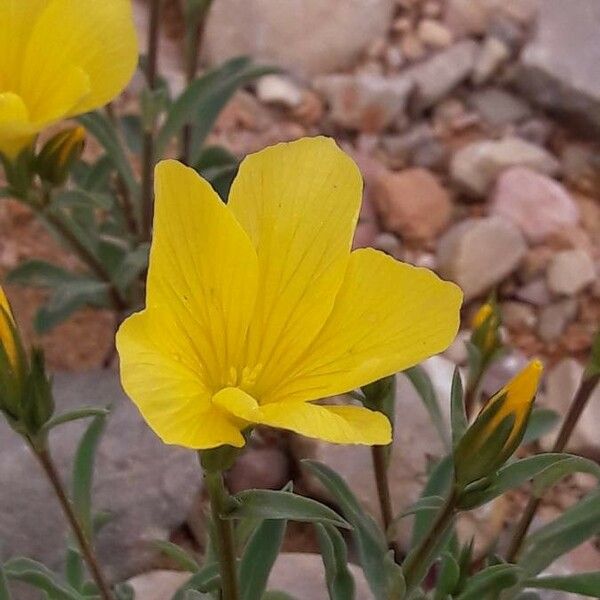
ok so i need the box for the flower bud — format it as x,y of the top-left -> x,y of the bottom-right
35,126 -> 85,186
470,301 -> 501,359
454,360 -> 543,488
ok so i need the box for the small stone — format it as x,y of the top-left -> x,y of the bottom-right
561,145 -> 600,196
490,167 -> 580,243
501,301 -> 538,329
423,1 -> 442,18
315,73 -> 414,132
373,232 -> 402,257
127,571 -> 189,600
204,0 -> 395,78
469,88 -> 531,127
537,299 -> 578,342
417,19 -> 454,48
546,249 -> 597,296
406,40 -> 479,112
487,14 -> 526,50
401,32 -> 427,61
256,75 -> 303,108
519,246 -> 556,282
472,37 -> 510,85
226,445 -> 290,494
515,279 -> 552,306
437,216 -> 527,300
373,167 -> 453,240
444,0 -> 492,35
450,137 -> 560,198
539,358 -> 600,452
381,123 -> 437,166
517,117 -> 554,146
384,45 -> 406,70
519,0 -> 600,133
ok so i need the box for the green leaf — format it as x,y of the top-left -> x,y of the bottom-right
302,460 -> 388,600
518,489 -> 600,575
239,520 -> 286,600
54,189 -> 114,210
114,582 -> 135,599
411,455 -> 453,549
389,495 -> 445,538
315,523 -> 356,600
3,558 -> 83,600
78,112 -> 139,197
225,489 -> 349,529
119,114 -> 143,154
455,564 -> 522,600
64,545 -> 84,592
72,414 -> 107,539
404,366 -> 450,450
450,368 -> 467,448
171,563 -> 220,599
42,407 -> 109,433
193,145 -> 239,200
434,552 -> 460,600
0,564 -> 12,600
112,243 -> 149,292
525,571 -> 600,597
7,260 -> 79,288
521,408 -> 559,445
184,591 -> 211,600
459,453 -> 600,509
585,329 -> 600,377
35,279 -> 110,333
153,540 -> 200,573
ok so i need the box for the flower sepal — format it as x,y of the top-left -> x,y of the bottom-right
35,126 -> 86,186
0,145 -> 36,198
199,434 -> 251,473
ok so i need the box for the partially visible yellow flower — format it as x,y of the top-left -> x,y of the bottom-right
472,303 -> 493,330
36,125 -> 85,184
0,286 -> 18,372
0,0 -> 137,158
116,137 -> 463,450
455,359 -> 543,486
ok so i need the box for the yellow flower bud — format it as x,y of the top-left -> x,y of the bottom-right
471,301 -> 501,357
0,287 -> 19,373
35,126 -> 86,185
454,360 -> 543,487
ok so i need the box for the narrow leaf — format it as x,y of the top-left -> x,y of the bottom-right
225,489 -> 349,529
239,520 -> 286,600
153,540 -> 200,573
42,407 -> 109,433
456,564 -> 522,600
521,408 -> 559,445
525,571 -> 600,597
315,523 -> 356,600
450,368 -> 467,448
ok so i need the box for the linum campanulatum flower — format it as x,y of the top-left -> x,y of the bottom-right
117,137 -> 463,449
0,0 -> 137,158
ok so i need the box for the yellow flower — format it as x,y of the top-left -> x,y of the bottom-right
0,0 -> 137,159
0,286 -> 18,372
116,138 -> 463,449
472,303 -> 493,330
471,301 -> 500,355
455,359 -> 543,486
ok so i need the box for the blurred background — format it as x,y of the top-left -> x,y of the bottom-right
1,0 -> 599,597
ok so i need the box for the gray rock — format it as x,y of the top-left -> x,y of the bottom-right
450,136 -> 560,198
417,19 -> 454,48
203,0 -> 394,77
515,278 -> 552,306
315,73 -> 414,132
127,570 -> 189,600
537,299 -> 578,342
256,75 -> 303,108
539,358 -> 600,453
469,88 -> 532,128
437,216 -> 527,300
501,301 -> 538,329
0,371 -> 201,582
472,37 -> 511,86
490,167 -> 580,243
546,249 -> 597,296
517,0 -> 600,132
406,40 -> 479,112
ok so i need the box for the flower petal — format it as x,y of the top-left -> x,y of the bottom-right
227,137 -> 363,398
273,248 -> 463,402
117,160 -> 259,449
256,402 -> 392,445
116,312 -> 245,449
0,92 -> 37,157
20,0 -> 137,121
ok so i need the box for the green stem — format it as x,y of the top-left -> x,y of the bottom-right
141,0 -> 162,241
205,470 -> 239,600
506,372 -> 600,562
402,487 -> 458,594
371,445 -> 402,561
33,446 -> 114,600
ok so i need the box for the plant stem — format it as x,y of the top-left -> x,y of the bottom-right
32,198 -> 127,312
506,372 -> 600,562
402,487 -> 458,594
371,445 -> 402,561
141,0 -> 162,241
205,470 -> 239,600
34,446 -> 114,600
